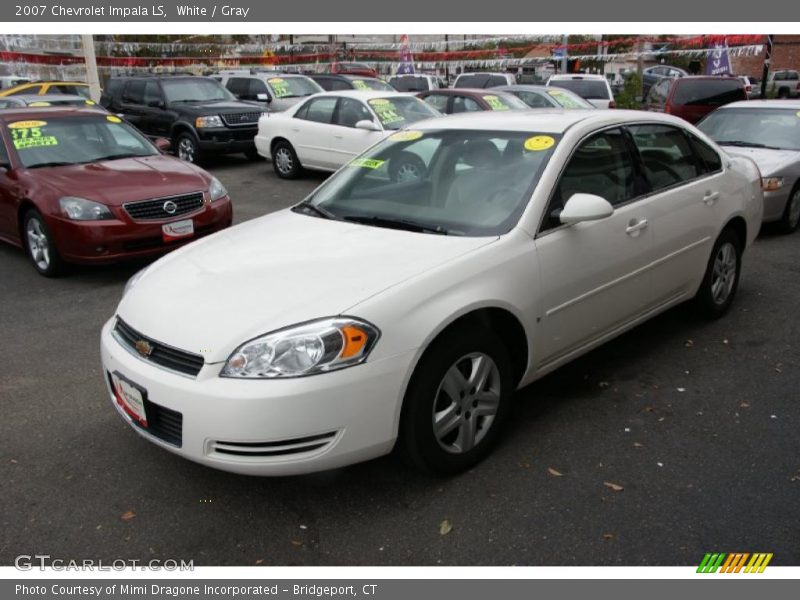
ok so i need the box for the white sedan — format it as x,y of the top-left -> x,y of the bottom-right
101,110 -> 762,476
254,90 -> 441,179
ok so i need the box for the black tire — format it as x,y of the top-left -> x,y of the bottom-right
389,151 -> 427,183
778,183 -> 800,234
271,140 -> 302,179
175,132 -> 203,164
22,209 -> 65,277
777,88 -> 790,99
693,228 -> 742,319
398,324 -> 514,475
244,147 -> 262,161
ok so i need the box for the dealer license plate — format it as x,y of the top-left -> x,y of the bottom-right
162,219 -> 194,243
111,372 -> 148,427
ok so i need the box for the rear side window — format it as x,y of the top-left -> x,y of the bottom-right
516,91 -> 553,108
628,124 -> 702,190
390,77 -> 430,92
298,97 -> 337,124
488,75 -> 510,87
549,79 -> 610,100
672,79 -> 745,106
122,80 -> 146,104
328,79 -> 352,91
8,85 -> 42,96
105,79 -> 123,97
452,95 -> 482,113
422,94 -> 449,113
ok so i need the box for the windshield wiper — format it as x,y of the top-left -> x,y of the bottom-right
98,152 -> 150,161
716,140 -> 782,150
342,215 -> 449,235
293,201 -> 339,221
28,161 -> 77,169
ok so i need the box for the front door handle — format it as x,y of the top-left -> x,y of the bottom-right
703,191 -> 720,205
626,218 -> 649,235
333,134 -> 344,139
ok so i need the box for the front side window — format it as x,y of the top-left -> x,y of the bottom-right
517,91 -> 553,108
335,98 -> 373,128
301,129 -> 560,236
422,93 -> 450,113
452,95 -> 482,113
161,78 -> 234,103
546,128 -> 637,231
628,124 -> 702,190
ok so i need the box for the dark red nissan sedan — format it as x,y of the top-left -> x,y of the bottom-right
0,108 -> 233,276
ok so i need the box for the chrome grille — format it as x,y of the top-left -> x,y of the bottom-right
124,192 -> 204,221
113,318 -> 204,377
220,111 -> 261,126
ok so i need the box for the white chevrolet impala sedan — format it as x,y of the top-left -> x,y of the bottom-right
101,110 -> 763,476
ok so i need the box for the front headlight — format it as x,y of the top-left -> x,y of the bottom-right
762,176 -> 784,192
221,317 -> 380,379
195,115 -> 224,128
59,197 -> 113,221
209,176 -> 227,201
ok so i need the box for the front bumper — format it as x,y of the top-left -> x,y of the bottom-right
48,199 -> 232,264
100,318 -> 415,476
196,127 -> 258,153
762,187 -> 792,223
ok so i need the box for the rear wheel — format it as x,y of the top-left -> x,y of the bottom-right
693,228 -> 742,318
778,184 -> 800,233
272,140 -> 301,179
399,325 -> 513,475
23,209 -> 64,277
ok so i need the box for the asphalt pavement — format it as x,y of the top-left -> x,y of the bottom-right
1,155 -> 798,566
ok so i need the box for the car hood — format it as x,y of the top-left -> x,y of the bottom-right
171,100 -> 262,115
117,209 -> 497,363
30,156 -> 209,206
721,146 -> 800,176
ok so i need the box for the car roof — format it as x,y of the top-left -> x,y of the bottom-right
423,88 -> 517,96
494,84 -> 550,92
455,72 -> 510,77
0,107 -> 108,122
714,99 -> 800,109
11,93 -> 88,102
315,90 -> 415,100
408,108 -> 690,133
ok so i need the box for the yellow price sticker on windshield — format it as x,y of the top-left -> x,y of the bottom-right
369,98 -> 390,106
268,78 -> 285,84
389,130 -> 423,142
547,89 -> 565,96
28,102 -> 51,107
483,95 -> 510,111
524,135 -> 555,151
106,115 -> 122,123
353,80 -> 369,90
797,111 -> 800,118
9,120 -> 48,129
14,136 -> 58,150
349,157 -> 385,169
85,100 -> 96,105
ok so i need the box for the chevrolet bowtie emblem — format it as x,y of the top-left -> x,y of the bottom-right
135,339 -> 153,358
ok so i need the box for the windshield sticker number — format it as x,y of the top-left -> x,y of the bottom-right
524,135 -> 556,151
349,157 -> 385,169
352,80 -> 369,90
11,127 -> 58,150
268,78 -> 291,98
368,99 -> 404,125
483,95 -> 510,111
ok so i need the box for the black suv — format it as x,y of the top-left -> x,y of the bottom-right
100,75 -> 264,163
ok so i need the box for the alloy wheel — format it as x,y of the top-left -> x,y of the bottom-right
275,148 -> 293,174
26,217 -> 50,271
711,242 -> 737,305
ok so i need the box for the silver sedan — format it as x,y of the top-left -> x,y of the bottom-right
698,100 -> 800,232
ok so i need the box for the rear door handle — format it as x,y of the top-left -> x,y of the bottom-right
626,218 -> 649,235
703,191 -> 720,205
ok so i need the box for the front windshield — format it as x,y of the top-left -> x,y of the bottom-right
351,78 -> 394,91
367,97 -> 440,130
161,78 -> 234,103
298,129 -> 559,236
7,115 -> 158,168
266,76 -> 322,98
698,108 -> 800,151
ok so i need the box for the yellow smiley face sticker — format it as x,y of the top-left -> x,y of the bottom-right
524,135 -> 555,151
106,115 -> 122,123
389,130 -> 423,142
8,120 -> 48,129
85,100 -> 96,105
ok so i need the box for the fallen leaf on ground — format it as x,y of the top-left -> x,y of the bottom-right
684,340 -> 694,347
603,481 -> 624,492
255,559 -> 264,565
547,467 -> 563,477
740,401 -> 750,409
291,540 -> 303,547
439,519 -> 453,535
603,533 -> 615,540
677,387 -> 686,392
633,442 -> 644,448
519,462 -> 531,469
598,381 -> 610,388
120,510 -> 136,522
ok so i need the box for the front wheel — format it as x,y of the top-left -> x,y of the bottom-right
778,184 -> 800,233
399,325 -> 514,475
23,210 -> 65,277
175,132 -> 203,164
693,228 -> 742,319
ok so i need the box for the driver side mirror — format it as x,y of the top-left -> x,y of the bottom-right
153,137 -> 172,152
560,193 -> 614,225
355,119 -> 381,132
256,93 -> 271,102
147,99 -> 165,108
